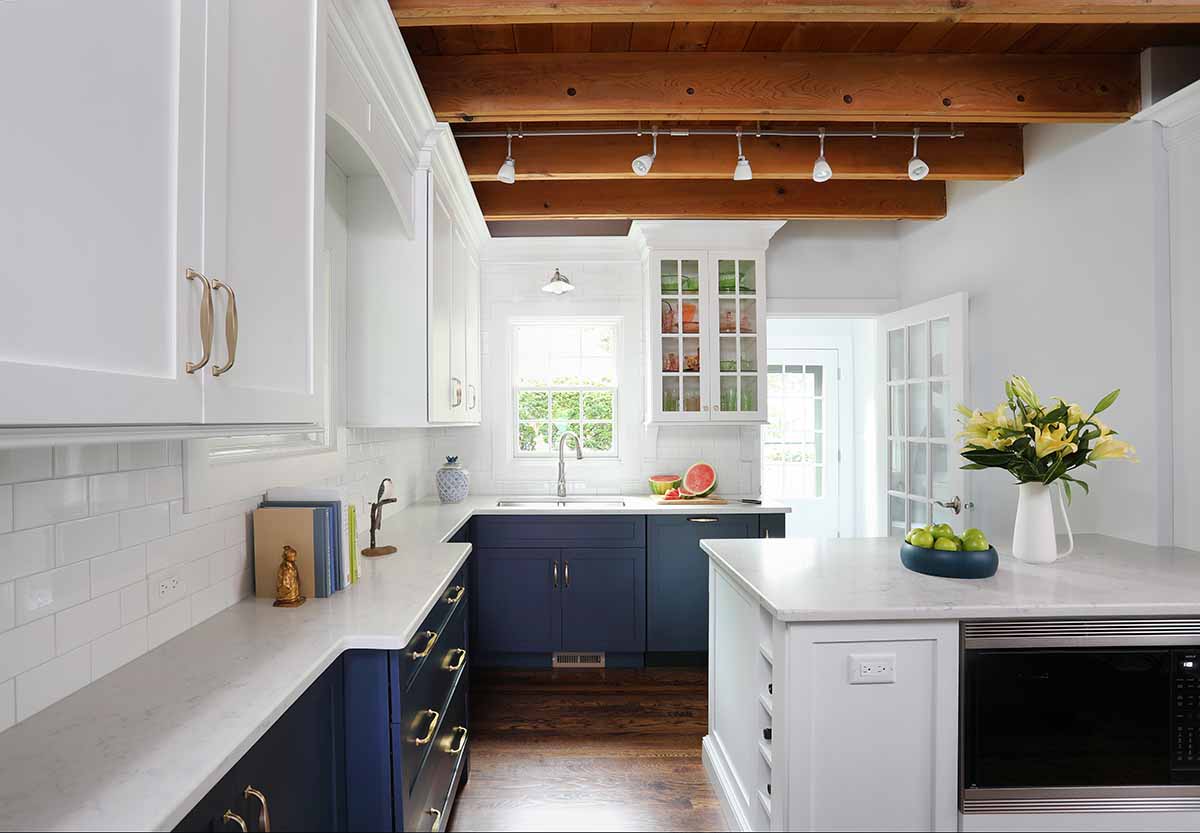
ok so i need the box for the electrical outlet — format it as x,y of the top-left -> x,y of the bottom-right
157,575 -> 184,605
848,653 -> 896,685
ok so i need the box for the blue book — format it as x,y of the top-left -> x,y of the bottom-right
261,501 -> 342,593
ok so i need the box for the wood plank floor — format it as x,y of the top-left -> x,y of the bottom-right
449,667 -> 724,832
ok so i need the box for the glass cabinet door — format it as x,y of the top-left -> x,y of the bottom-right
657,255 -> 705,419
710,255 -> 765,421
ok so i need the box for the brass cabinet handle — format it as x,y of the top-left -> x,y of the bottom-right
414,709 -> 440,745
211,279 -> 239,377
409,630 -> 439,659
444,585 -> 465,605
688,517 -> 720,523
564,560 -> 570,588
552,561 -> 558,588
222,810 -> 248,832
185,269 -> 214,374
428,807 -> 443,833
244,786 -> 270,832
445,648 -> 467,672
449,726 -> 468,755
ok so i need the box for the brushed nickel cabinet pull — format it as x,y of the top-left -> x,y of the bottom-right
244,786 -> 270,832
451,376 -> 463,407
211,279 -> 239,377
222,810 -> 248,832
552,560 -> 559,588
185,268 -> 214,374
468,383 -> 477,410
688,517 -> 720,523
564,560 -> 570,588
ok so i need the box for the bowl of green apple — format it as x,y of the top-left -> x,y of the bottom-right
900,523 -> 998,579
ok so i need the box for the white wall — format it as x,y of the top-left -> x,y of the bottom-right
767,221 -> 901,304
897,121 -> 1172,546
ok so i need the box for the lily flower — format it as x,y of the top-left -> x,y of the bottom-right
1033,423 -> 1078,458
964,428 -> 1017,452
1090,436 -> 1137,462
1009,375 -> 1042,408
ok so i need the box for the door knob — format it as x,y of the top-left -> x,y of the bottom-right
934,496 -> 974,515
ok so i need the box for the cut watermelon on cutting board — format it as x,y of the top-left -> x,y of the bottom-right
681,462 -> 717,497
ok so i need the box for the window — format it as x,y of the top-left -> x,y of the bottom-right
763,362 -> 827,498
513,321 -> 618,457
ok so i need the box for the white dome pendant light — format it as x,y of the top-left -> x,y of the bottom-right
496,128 -> 516,184
812,128 -> 833,183
632,127 -> 657,176
732,127 -> 753,181
908,127 -> 930,181
541,267 -> 575,295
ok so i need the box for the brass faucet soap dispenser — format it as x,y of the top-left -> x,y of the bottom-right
362,478 -> 398,558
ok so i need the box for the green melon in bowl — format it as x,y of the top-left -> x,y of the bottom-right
649,475 -> 682,495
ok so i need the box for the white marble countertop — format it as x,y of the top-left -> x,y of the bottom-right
0,493 -> 788,832
701,534 -> 1200,622
413,492 -> 792,518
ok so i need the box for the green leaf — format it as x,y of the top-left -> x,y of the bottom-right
961,463 -> 988,470
1061,480 -> 1072,504
1092,388 -> 1120,415
518,390 -> 549,420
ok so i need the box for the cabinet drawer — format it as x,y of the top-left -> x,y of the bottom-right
474,515 -> 645,548
400,673 -> 469,833
393,567 -> 467,696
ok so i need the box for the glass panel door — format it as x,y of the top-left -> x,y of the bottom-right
657,254 -> 704,418
711,255 -> 764,421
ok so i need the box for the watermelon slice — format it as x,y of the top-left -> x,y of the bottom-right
649,474 -> 682,495
681,463 -> 717,497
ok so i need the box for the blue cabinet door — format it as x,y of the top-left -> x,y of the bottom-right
646,515 -> 758,652
474,548 -> 561,653
560,548 -> 646,653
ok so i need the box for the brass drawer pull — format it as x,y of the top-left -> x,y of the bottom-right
414,709 -> 440,746
444,585 -> 465,604
445,648 -> 467,672
449,726 -> 468,756
409,630 -> 439,659
185,268 -> 214,374
429,807 -> 443,833
222,810 -> 248,832
244,785 -> 270,832
211,279 -> 239,377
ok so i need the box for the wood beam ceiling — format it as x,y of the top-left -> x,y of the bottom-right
472,179 -> 947,220
415,51 -> 1140,123
391,1 -> 1200,26
456,125 -> 1023,181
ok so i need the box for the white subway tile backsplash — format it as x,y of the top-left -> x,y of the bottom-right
55,592 -> 121,655
190,573 -> 244,625
146,523 -> 226,574
13,478 -> 88,529
118,504 -> 170,548
0,618 -> 55,681
118,441 -> 169,471
0,486 -> 11,534
53,445 -> 118,477
0,449 -> 52,485
14,563 -> 90,625
91,620 -> 147,680
0,583 -> 13,633
0,680 -> 12,733
208,544 -> 247,584
15,645 -> 90,721
0,527 -> 54,584
55,514 -> 120,565
91,545 -> 147,597
145,467 -> 183,503
120,581 -> 148,625
88,471 -> 147,515
147,599 -> 190,650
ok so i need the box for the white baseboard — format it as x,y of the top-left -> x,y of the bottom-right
702,734 -> 752,833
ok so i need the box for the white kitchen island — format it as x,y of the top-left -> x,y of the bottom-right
700,535 -> 1200,833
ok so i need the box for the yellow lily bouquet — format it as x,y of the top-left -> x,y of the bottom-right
957,375 -> 1136,503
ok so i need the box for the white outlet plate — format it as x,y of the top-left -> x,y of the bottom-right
848,652 -> 896,685
157,575 -> 184,605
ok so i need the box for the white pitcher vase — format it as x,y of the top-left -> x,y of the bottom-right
1012,482 -> 1074,564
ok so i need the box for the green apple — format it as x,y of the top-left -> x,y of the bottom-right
964,528 -> 985,540
911,529 -> 935,549
930,523 -> 955,540
905,526 -> 927,545
933,536 -> 961,552
963,530 -> 990,551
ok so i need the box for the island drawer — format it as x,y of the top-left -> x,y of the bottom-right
394,565 -> 468,694
398,670 -> 469,833
473,515 -> 646,548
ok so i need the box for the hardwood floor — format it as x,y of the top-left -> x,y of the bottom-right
449,667 -> 724,832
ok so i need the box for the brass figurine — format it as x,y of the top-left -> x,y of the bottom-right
362,477 -> 398,557
273,545 -> 306,607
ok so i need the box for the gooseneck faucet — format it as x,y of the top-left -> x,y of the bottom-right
557,431 -> 583,498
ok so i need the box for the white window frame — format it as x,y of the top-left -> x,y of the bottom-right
510,317 -> 622,460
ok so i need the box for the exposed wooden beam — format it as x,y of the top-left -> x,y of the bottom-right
472,179 -> 947,220
457,125 -> 1023,181
415,52 -> 1139,123
391,1 -> 1200,26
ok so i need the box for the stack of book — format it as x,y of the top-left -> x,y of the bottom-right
252,488 -> 363,600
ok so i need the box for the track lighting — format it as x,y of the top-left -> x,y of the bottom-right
632,128 -> 657,176
812,128 -> 833,183
541,267 -> 574,295
908,128 -> 929,181
732,128 -> 752,181
496,129 -> 516,184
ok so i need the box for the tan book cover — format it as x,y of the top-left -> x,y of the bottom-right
252,507 -> 318,600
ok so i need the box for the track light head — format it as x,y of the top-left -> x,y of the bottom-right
908,128 -> 929,181
812,128 -> 832,183
632,128 -> 657,176
496,129 -> 516,184
732,128 -> 752,181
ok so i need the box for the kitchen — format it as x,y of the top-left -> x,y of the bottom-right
1,1 -> 1200,832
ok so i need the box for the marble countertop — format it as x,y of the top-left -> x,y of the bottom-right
412,492 -> 792,518
701,534 -> 1200,622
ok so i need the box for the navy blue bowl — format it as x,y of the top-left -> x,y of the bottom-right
900,542 -> 998,579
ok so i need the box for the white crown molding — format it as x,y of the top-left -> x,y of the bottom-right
1134,78 -> 1200,146
629,220 -> 787,255
425,124 -> 490,247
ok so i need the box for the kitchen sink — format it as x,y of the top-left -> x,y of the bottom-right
496,497 -> 627,509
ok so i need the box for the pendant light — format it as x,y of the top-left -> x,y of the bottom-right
496,128 -> 516,184
541,267 -> 574,295
812,128 -> 833,183
632,128 -> 657,176
732,128 -> 752,181
908,127 -> 930,181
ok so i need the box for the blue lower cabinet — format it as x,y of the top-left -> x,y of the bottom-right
474,548 -> 560,654
759,513 -> 786,539
560,548 -> 646,653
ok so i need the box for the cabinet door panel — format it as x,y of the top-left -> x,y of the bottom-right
463,246 -> 481,422
474,549 -> 560,654
0,0 -> 208,425
427,179 -> 455,423
448,224 -> 469,421
648,516 -> 756,652
560,548 -> 646,653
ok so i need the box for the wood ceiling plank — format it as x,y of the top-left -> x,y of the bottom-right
668,22 -> 716,51
629,22 -> 675,51
553,23 -> 593,51
415,51 -> 1141,123
851,22 -> 918,51
590,22 -> 634,52
472,24 -> 517,53
514,23 -> 555,52
433,26 -> 480,55
894,21 -> 957,52
743,22 -> 799,51
472,178 -> 949,220
706,21 -> 756,52
971,23 -> 1039,52
928,23 -> 995,52
1007,23 -> 1075,52
402,26 -> 441,56
456,124 -> 1024,181
1046,24 -> 1115,52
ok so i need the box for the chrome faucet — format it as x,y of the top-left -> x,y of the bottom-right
557,431 -> 582,498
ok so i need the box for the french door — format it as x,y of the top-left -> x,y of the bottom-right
879,293 -> 970,537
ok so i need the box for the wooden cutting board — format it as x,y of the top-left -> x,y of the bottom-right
651,495 -> 729,505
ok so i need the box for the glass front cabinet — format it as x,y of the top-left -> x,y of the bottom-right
648,249 -> 767,424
